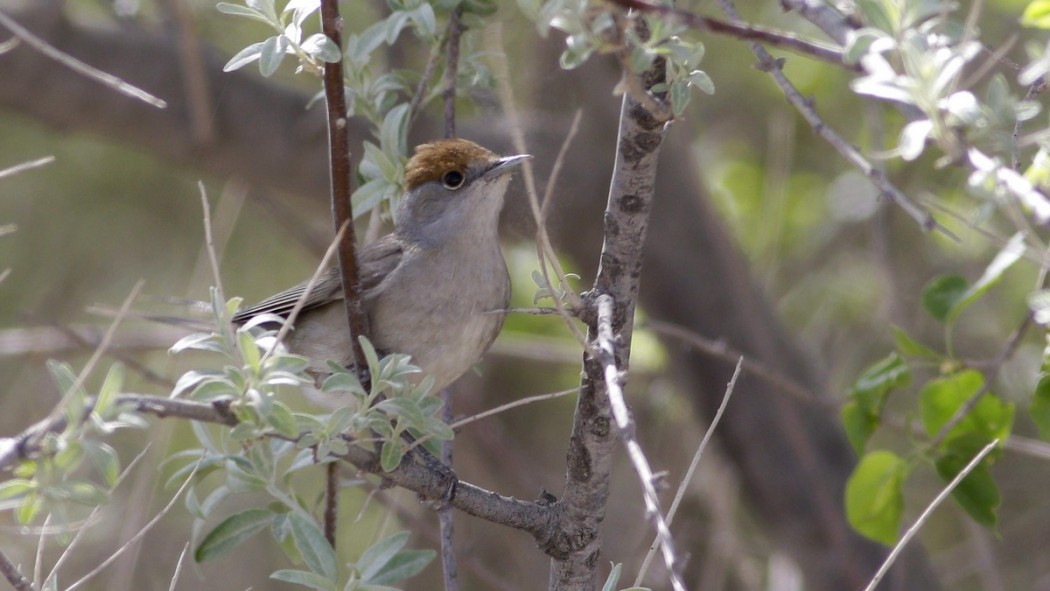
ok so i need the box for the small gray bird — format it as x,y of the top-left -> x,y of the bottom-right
233,139 -> 529,392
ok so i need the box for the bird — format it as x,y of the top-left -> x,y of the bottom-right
232,138 -> 529,393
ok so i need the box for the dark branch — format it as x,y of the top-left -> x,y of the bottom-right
319,0 -> 370,368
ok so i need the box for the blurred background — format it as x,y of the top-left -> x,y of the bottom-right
2,0 -> 1050,589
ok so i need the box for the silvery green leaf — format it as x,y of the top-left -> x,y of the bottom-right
379,104 -> 410,156
670,80 -> 690,117
851,77 -> 915,104
223,42 -> 265,72
246,0 -> 279,22
259,35 -> 290,77
898,119 -> 933,161
216,3 -> 274,26
284,0 -> 320,26
410,3 -> 437,38
385,11 -> 411,45
688,70 -> 714,94
301,34 -> 341,63
172,370 -> 224,398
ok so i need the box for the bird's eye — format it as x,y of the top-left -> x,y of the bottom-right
442,170 -> 465,189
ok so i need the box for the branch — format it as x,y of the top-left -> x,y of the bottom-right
0,546 -> 34,591
319,0 -> 370,368
443,6 -> 464,139
0,9 -> 165,108
712,0 -> 953,238
552,57 -> 669,589
594,295 -> 685,591
605,0 -> 856,69
0,394 -> 558,544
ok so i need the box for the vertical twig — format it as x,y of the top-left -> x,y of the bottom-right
324,462 -> 339,546
594,295 -> 686,591
439,390 -> 458,591
319,0 -> 370,367
319,0 -> 370,553
443,6 -> 464,138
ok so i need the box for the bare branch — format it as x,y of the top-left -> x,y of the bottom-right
443,6 -> 464,139
594,295 -> 685,591
0,10 -> 165,108
553,52 -> 668,589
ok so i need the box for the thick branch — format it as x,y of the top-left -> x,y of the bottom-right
552,64 -> 668,589
0,394 -> 557,541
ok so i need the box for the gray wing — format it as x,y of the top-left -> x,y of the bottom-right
232,234 -> 403,323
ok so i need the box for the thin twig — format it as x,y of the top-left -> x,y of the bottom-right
324,461 -> 338,546
595,295 -> 685,591
64,459 -> 202,591
0,10 -> 165,108
0,546 -> 34,591
927,313 -> 1033,451
198,183 -> 226,305
0,155 -> 54,180
645,319 -> 825,406
1012,77 -> 1047,170
862,439 -> 999,591
634,358 -> 741,587
443,6 -> 463,139
404,388 -> 577,453
260,223 -> 346,366
408,33 -> 448,123
167,544 -> 190,591
712,0 -> 952,239
489,26 -> 587,350
605,0 -> 856,69
439,390 -> 458,591
44,445 -> 153,587
26,281 -> 144,452
33,515 -> 48,590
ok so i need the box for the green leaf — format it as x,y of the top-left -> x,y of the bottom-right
287,513 -> 338,579
1022,0 -> 1050,28
194,508 -> 275,562
1029,374 -> 1050,439
845,450 -> 908,545
367,550 -> 435,585
258,35 -> 289,77
216,2 -> 275,26
921,274 -> 969,322
842,401 -> 877,455
851,352 -> 910,415
0,479 -> 34,500
95,362 -> 125,418
954,233 -> 1026,318
601,563 -> 622,591
223,42 -> 265,72
380,439 -> 404,472
934,450 -> 1000,527
920,370 -> 1013,447
271,569 -> 338,591
891,325 -> 940,359
358,531 -> 410,581
268,401 -> 300,438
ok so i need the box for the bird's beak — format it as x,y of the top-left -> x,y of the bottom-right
483,154 -> 531,179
